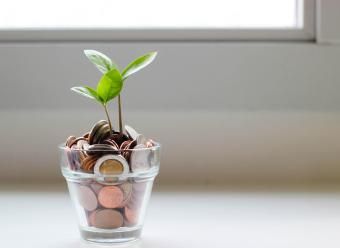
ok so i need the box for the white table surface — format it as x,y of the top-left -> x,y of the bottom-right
1,185 -> 340,248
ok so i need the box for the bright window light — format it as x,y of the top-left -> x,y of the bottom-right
0,0 -> 301,29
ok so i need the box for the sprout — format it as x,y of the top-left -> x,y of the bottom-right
71,50 -> 157,134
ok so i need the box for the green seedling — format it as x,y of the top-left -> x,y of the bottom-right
71,50 -> 157,135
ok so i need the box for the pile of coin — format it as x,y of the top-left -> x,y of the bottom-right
74,180 -> 148,229
65,120 -> 156,176
64,120 -> 158,230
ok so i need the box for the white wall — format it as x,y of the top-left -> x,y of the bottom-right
1,42 -> 340,184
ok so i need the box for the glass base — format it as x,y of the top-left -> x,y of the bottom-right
80,226 -> 142,244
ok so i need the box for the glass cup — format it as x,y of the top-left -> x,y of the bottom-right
59,143 -> 160,244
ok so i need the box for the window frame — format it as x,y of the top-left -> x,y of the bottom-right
0,0 -> 315,42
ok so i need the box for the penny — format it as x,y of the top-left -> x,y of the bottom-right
89,120 -> 111,144
98,186 -> 124,208
124,207 -> 139,225
66,136 -> 77,148
130,144 -> 151,172
121,140 -> 136,163
81,155 -> 98,171
102,139 -> 119,149
76,185 -> 98,211
127,139 -> 137,149
76,139 -> 89,162
68,137 -> 87,148
119,140 -> 131,150
89,209 -> 124,229
97,124 -> 111,142
82,132 -> 90,139
86,144 -> 118,156
111,131 -> 129,146
94,155 -> 129,177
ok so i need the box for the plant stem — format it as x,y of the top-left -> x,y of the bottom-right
103,104 -> 113,135
118,94 -> 123,134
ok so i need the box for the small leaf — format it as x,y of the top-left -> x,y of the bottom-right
122,51 -> 157,80
71,86 -> 103,103
84,50 -> 118,73
96,69 -> 123,103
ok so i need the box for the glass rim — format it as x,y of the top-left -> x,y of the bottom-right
58,141 -> 161,152
61,166 -> 159,180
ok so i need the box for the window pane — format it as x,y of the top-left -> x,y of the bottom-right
0,0 -> 300,29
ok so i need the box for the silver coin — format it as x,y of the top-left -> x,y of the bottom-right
124,125 -> 140,140
130,144 -> 151,172
136,134 -> 146,145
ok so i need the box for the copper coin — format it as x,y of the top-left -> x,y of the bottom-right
119,140 -> 131,150
98,186 -> 124,208
121,140 -> 136,163
102,139 -> 119,149
82,132 -> 90,139
124,207 -> 139,225
97,124 -> 111,142
86,144 -> 118,156
66,136 -> 77,148
68,137 -> 87,148
110,131 -> 129,145
89,120 -> 107,143
76,185 -> 98,211
89,209 -> 124,229
127,139 -> 137,150
81,155 -> 98,171
89,120 -> 111,144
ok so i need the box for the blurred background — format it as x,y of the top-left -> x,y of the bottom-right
1,0 -> 340,186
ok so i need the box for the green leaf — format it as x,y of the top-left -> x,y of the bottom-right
71,86 -> 103,103
96,69 -> 123,103
122,51 -> 157,80
84,50 -> 118,73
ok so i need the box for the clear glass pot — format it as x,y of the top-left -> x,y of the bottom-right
59,143 -> 160,244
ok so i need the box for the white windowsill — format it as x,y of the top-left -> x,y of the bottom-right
2,185 -> 340,248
